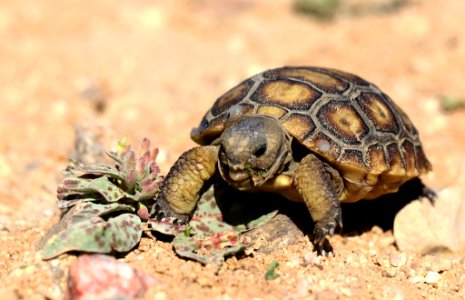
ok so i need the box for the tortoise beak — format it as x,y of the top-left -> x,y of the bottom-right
228,169 -> 250,182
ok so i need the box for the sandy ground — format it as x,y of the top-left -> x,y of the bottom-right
1,0 -> 465,298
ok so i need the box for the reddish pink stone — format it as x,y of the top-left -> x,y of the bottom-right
66,254 -> 157,300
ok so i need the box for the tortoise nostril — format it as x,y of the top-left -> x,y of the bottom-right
253,144 -> 267,157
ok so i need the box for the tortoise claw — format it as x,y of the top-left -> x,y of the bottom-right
422,185 -> 437,205
313,206 -> 342,255
151,198 -> 190,225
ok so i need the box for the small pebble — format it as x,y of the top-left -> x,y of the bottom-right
410,276 -> 423,284
390,253 -> 407,267
359,255 -> 368,265
304,252 -> 322,267
154,292 -> 167,300
315,289 -> 339,300
340,287 -> 352,297
371,226 -> 383,235
425,271 -> 441,284
427,257 -> 453,273
197,276 -> 211,287
383,286 -> 406,300
286,257 -> 301,268
345,254 -> 355,265
50,259 -> 60,267
375,255 -> 389,268
368,248 -> 378,256
296,279 -> 310,297
382,267 -> 397,278
379,235 -> 396,247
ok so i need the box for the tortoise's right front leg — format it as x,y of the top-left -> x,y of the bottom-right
154,145 -> 219,223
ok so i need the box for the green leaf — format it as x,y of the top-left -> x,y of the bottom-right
440,95 -> 465,112
58,176 -> 125,205
294,0 -> 340,20
77,164 -> 125,181
87,177 -> 126,202
265,261 -> 280,280
183,226 -> 193,237
107,214 -> 142,252
41,202 -> 140,259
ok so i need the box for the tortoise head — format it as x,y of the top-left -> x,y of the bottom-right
218,115 -> 291,190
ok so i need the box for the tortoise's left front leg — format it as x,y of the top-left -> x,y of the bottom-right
154,145 -> 219,223
293,153 -> 343,252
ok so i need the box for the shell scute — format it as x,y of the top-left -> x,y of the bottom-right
281,113 -> 316,141
415,145 -> 432,173
303,132 -> 342,160
357,93 -> 400,133
263,67 -> 350,93
367,144 -> 388,173
256,105 -> 287,119
317,100 -> 370,145
386,143 -> 407,177
317,68 -> 371,86
211,79 -> 254,116
251,79 -> 321,110
339,149 -> 366,170
400,140 -> 418,176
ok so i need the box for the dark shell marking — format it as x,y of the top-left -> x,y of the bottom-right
191,66 -> 431,202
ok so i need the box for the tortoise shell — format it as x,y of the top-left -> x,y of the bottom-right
191,67 -> 432,202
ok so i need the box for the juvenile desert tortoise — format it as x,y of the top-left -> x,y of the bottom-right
154,66 -> 433,250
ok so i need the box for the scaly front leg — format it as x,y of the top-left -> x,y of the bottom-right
154,145 -> 219,223
293,153 -> 343,253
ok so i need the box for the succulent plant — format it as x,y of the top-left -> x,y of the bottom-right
41,138 -> 164,259
42,138 -> 277,264
57,138 -> 163,211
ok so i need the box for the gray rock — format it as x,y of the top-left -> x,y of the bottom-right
246,213 -> 305,254
393,187 -> 465,254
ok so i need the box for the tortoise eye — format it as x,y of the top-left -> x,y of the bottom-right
201,119 -> 209,128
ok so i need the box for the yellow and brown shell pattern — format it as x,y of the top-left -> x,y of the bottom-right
191,67 -> 432,202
